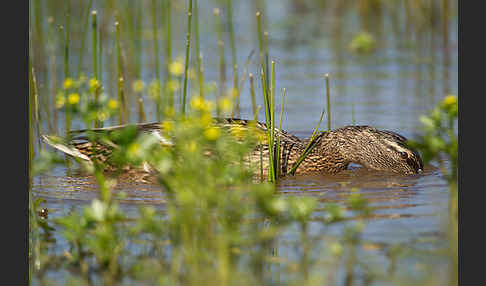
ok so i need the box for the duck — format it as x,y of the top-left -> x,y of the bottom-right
42,118 -> 424,178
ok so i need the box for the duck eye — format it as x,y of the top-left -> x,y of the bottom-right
400,152 -> 408,159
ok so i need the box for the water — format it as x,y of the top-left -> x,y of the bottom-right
30,0 -> 457,284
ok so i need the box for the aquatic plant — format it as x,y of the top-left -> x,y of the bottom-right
28,1 -> 458,285
349,31 -> 376,54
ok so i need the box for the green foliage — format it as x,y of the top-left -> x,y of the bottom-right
349,31 -> 376,54
408,95 -> 458,182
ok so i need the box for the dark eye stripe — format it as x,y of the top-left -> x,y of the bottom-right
407,158 -> 421,173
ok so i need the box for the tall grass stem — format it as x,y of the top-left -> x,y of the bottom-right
152,0 -> 161,120
326,73 -> 331,130
166,0 -> 173,110
249,73 -> 257,119
194,0 -> 204,98
182,0 -> 193,115
92,10 -> 100,127
64,1 -> 71,136
214,8 -> 225,116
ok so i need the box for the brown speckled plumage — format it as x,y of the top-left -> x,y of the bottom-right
42,118 -> 424,178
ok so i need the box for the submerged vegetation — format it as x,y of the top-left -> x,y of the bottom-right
29,0 -> 457,285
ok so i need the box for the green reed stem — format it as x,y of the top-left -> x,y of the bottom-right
260,68 -> 273,181
227,0 -> 239,116
77,0 -> 93,76
29,58 -> 36,174
194,0 -> 204,99
92,11 -> 98,83
135,0 -> 142,80
199,53 -> 205,96
256,12 -> 264,70
65,1 -> 71,137
138,98 -> 147,123
47,18 -> 58,133
166,0 -> 173,110
29,29 -> 41,152
182,0 -> 193,115
264,32 -> 270,90
270,61 -> 277,180
289,108 -> 326,176
276,88 -> 286,177
249,73 -> 257,119
326,73 -> 331,130
92,10 -> 100,127
238,50 -> 254,90
231,64 -> 239,118
261,61 -> 278,182
227,0 -> 237,70
214,8 -> 225,116
115,21 -> 125,125
99,30 -> 103,85
152,0 -> 161,120
28,53 -> 39,272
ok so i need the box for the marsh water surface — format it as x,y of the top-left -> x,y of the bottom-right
31,0 -> 457,284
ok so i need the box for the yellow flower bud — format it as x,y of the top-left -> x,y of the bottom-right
64,78 -> 73,89
67,93 -> 80,105
89,78 -> 100,90
190,96 -> 206,111
169,60 -> 184,76
204,127 -> 221,141
442,95 -> 457,107
107,99 -> 118,110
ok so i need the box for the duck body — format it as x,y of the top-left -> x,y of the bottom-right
42,118 -> 424,177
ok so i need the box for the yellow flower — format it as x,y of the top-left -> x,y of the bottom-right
161,120 -> 174,132
64,78 -> 73,89
204,127 -> 221,141
190,96 -> 206,111
442,95 -> 457,107
67,93 -> 80,105
107,99 -> 118,110
89,78 -> 100,90
132,80 -> 145,93
441,95 -> 458,116
169,60 -> 184,76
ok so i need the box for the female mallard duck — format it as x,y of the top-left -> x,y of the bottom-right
42,118 -> 423,177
